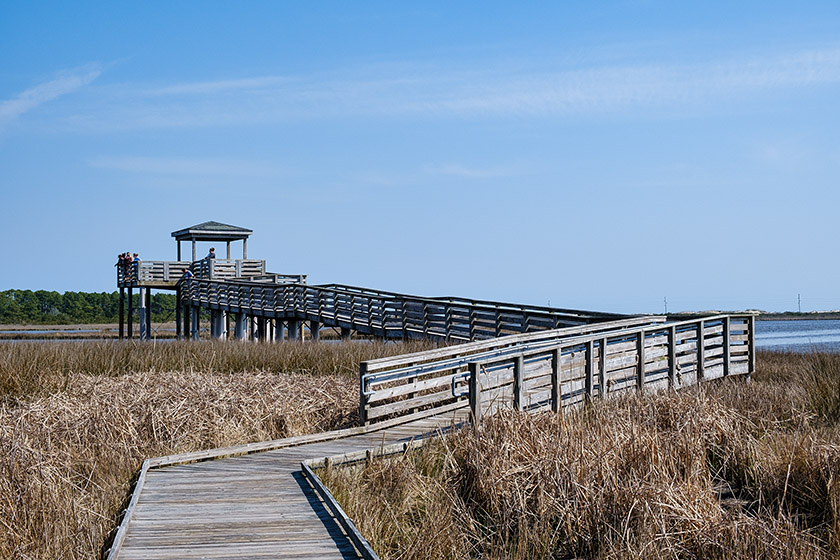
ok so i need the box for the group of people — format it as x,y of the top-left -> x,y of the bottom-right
115,249 -> 217,282
116,252 -> 140,281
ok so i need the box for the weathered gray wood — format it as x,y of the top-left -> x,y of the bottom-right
551,348 -> 561,413
513,355 -> 524,411
668,325 -> 676,388
697,320 -> 705,380
469,362 -> 481,425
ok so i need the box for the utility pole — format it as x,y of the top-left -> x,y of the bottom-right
664,296 -> 668,314
798,293 -> 802,313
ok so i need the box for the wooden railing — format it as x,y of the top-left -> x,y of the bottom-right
359,314 -> 755,425
117,259 -> 268,287
116,260 -> 192,286
180,279 -> 631,340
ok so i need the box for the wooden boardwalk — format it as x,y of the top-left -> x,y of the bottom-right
110,410 -> 468,560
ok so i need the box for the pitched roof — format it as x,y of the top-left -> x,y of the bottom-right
171,221 -> 253,241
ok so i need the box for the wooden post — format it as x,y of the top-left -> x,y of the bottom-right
469,362 -> 481,426
127,288 -> 133,339
585,340 -> 594,401
191,307 -> 199,340
234,312 -> 246,340
723,317 -> 731,377
275,320 -> 285,341
139,288 -> 147,341
288,319 -> 299,341
697,320 -> 705,380
183,303 -> 190,341
191,241 -> 196,262
359,362 -> 369,426
340,327 -> 351,341
257,317 -> 267,341
668,325 -> 677,389
177,240 -> 181,261
146,288 -> 152,340
310,320 -> 321,341
243,238 -> 247,259
119,287 -> 125,340
469,308 -> 477,340
513,355 -> 524,411
551,348 -> 561,413
599,337 -> 607,397
748,315 -> 756,380
226,241 -> 231,259
636,331 -> 645,392
175,287 -> 182,340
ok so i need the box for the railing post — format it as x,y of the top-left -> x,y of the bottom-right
599,337 -> 607,397
359,362 -> 369,426
513,355 -> 524,411
668,325 -> 677,389
748,314 -> 756,381
551,348 -> 561,413
469,362 -> 481,426
469,307 -> 477,340
636,331 -> 645,392
697,320 -> 705,380
585,340 -> 594,402
444,302 -> 452,342
163,262 -> 170,282
723,317 -> 731,377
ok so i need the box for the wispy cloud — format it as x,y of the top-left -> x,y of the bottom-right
48,46 -> 840,131
87,155 -> 287,177
423,163 -> 517,178
0,65 -> 101,131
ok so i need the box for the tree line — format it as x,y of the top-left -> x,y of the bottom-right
0,290 -> 178,324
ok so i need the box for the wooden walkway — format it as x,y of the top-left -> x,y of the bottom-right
110,409 -> 468,560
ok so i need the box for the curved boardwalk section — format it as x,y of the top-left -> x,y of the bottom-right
110,411 -> 467,560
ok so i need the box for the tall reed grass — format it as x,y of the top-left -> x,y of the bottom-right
322,351 -> 840,559
0,339 -> 436,398
0,339 -> 435,559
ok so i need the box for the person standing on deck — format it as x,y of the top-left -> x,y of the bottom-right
206,247 -> 216,260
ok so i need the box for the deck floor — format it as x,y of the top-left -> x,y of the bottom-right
115,410 -> 468,559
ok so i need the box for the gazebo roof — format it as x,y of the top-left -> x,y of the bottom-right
171,221 -> 253,242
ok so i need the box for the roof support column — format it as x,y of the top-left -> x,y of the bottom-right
191,241 -> 196,262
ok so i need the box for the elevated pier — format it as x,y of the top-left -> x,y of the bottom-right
117,222 -> 628,342
108,222 -> 757,559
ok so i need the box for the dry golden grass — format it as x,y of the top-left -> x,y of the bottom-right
0,339 -> 436,560
321,351 -> 840,559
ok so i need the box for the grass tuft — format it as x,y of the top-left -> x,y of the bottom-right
321,351 -> 840,559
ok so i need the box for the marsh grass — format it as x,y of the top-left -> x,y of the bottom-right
0,339 -> 437,398
0,339 -> 436,560
321,351 -> 840,559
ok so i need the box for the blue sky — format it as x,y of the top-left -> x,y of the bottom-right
2,1 -> 839,314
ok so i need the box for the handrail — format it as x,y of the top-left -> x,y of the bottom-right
465,314 -> 754,424
358,313 -> 754,425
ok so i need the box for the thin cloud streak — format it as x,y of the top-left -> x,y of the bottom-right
87,155 -> 288,177
0,65 -> 101,131
61,46 -> 840,130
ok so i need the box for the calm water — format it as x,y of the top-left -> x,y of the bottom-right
756,319 -> 840,353
1,322 -> 838,352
